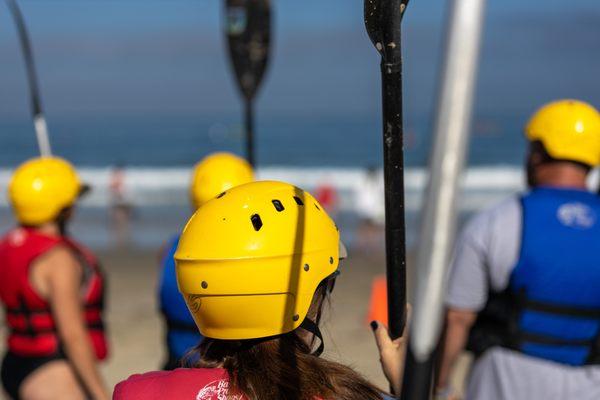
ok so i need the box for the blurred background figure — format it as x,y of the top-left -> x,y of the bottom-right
315,178 -> 339,216
354,166 -> 385,253
0,157 -> 109,400
436,100 -> 600,400
157,152 -> 253,370
108,163 -> 133,248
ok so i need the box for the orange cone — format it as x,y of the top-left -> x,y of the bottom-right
366,275 -> 388,326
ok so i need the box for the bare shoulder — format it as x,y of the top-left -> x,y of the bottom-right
30,244 -> 81,297
34,244 -> 80,274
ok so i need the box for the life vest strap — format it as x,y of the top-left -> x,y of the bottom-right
299,317 -> 325,357
6,302 -> 103,315
9,320 -> 104,336
514,331 -> 596,347
467,289 -> 600,365
523,298 -> 600,319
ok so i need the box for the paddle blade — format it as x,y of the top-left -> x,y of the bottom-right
224,0 -> 271,101
364,0 -> 383,54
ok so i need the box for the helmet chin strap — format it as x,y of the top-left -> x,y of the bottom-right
299,318 -> 324,357
56,208 -> 72,236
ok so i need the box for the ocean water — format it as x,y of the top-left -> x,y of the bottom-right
0,113 -> 540,249
0,113 -> 529,167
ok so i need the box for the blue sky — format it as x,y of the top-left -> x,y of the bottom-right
0,0 -> 598,120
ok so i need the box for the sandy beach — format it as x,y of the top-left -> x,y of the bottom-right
0,244 -> 469,398
99,248 -> 394,390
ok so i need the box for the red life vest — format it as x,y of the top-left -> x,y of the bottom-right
0,227 -> 107,359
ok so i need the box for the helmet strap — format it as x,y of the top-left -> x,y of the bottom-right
299,317 -> 324,357
56,208 -> 71,236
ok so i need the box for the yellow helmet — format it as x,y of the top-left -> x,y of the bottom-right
189,152 -> 254,209
525,99 -> 600,166
9,157 -> 84,225
175,181 -> 340,340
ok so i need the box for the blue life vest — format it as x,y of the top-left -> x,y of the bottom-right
467,187 -> 600,366
159,235 -> 203,361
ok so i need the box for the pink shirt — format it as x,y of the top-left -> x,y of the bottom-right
113,368 -> 245,400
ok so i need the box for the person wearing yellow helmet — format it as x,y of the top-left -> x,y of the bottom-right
116,181 -> 407,399
157,152 -> 254,370
0,157 -> 109,400
436,100 -> 600,400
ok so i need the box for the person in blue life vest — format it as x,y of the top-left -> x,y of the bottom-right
435,100 -> 600,400
158,152 -> 254,370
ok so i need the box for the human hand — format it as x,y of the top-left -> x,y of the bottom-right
370,306 -> 411,396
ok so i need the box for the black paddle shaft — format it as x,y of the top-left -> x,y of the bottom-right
224,0 -> 271,167
5,0 -> 43,119
364,0 -> 410,340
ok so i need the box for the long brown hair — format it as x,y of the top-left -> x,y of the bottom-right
191,281 -> 384,400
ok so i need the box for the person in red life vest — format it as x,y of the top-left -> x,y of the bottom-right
0,157 -> 110,400
115,181 -> 407,400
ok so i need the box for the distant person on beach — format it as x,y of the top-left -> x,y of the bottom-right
315,180 -> 339,216
0,157 -> 109,400
109,163 -> 133,247
436,100 -> 600,400
157,152 -> 253,370
355,166 -> 385,252
115,181 -> 408,400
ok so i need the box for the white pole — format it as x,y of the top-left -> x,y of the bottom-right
34,115 -> 52,157
402,0 -> 487,397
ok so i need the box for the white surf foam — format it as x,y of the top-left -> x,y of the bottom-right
0,165 -> 541,213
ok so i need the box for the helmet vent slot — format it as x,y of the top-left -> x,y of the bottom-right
293,196 -> 304,206
251,214 -> 263,231
272,200 -> 285,212
314,203 -> 320,211
217,192 -> 226,199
